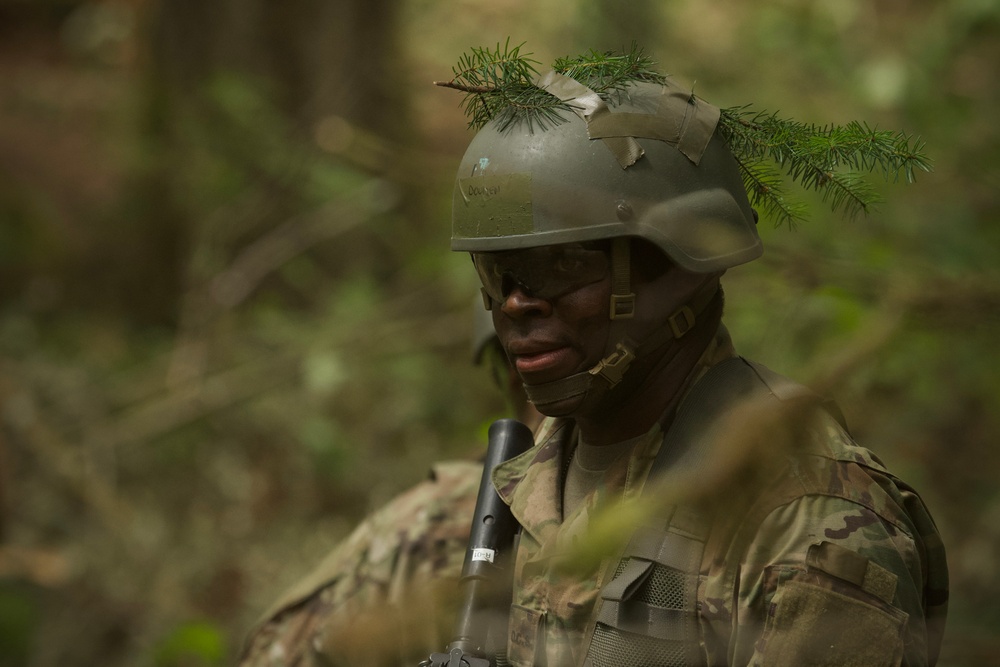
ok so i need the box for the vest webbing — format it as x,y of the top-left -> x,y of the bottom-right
577,357 -> 847,667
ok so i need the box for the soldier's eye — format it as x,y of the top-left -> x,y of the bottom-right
554,254 -> 583,274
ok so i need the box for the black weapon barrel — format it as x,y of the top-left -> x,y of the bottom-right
448,418 -> 533,660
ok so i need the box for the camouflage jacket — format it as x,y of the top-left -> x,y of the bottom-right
492,353 -> 949,667
237,460 -> 481,667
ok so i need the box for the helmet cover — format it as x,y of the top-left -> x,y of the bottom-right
451,75 -> 762,273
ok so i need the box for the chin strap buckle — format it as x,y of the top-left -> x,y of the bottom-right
589,342 -> 636,387
609,292 -> 636,320
668,305 -> 696,339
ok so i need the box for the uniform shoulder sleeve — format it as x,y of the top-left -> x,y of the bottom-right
731,494 -> 939,667
237,460 -> 482,666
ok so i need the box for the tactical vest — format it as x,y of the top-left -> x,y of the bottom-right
565,357 -> 947,667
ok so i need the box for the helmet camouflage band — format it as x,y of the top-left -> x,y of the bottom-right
451,73 -> 763,273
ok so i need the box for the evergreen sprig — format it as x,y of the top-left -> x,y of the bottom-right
718,108 -> 931,224
435,40 -> 665,132
434,39 -> 558,131
552,45 -> 667,97
437,42 -> 931,225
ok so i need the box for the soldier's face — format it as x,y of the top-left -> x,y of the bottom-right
483,239 -> 716,419
484,243 -> 613,392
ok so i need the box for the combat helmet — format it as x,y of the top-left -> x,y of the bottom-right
451,72 -> 762,271
451,71 -> 761,415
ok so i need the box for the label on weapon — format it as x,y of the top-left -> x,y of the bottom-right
471,548 -> 496,563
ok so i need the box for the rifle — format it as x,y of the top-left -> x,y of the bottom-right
422,419 -> 534,667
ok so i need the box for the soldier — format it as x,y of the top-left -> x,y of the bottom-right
449,67 -> 949,666
237,304 -> 541,667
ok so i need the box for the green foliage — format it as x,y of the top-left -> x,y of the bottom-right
299,416 -> 354,480
437,40 -> 664,131
442,39 -> 547,130
0,584 -> 40,665
153,621 -> 226,667
719,109 -> 931,224
552,44 -> 667,92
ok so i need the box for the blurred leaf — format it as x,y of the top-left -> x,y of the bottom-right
302,351 -> 348,396
153,621 -> 225,667
0,584 -> 40,665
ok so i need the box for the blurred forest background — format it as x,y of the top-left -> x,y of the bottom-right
0,0 -> 997,665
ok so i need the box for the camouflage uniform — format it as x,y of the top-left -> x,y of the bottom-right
494,328 -> 948,666
237,461 -> 480,666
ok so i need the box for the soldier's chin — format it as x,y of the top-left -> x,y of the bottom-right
527,392 -> 588,418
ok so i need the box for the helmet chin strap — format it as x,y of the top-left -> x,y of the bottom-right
524,238 -> 718,416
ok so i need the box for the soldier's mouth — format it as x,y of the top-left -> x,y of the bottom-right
513,346 -> 574,376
